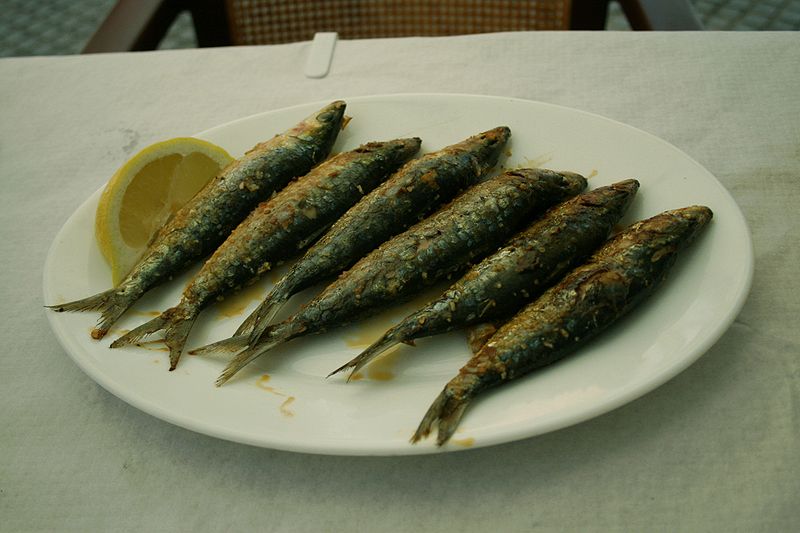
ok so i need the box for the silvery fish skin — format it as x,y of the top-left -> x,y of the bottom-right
412,205 -> 713,446
235,127 -> 512,343
109,137 -> 421,370
212,168 -> 587,386
333,179 -> 640,379
48,101 -> 347,339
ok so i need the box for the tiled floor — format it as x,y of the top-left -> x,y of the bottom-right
1,0 -> 798,58
608,0 -> 800,29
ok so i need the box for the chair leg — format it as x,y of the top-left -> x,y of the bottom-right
186,0 -> 232,47
83,0 -> 184,53
570,0 -> 611,30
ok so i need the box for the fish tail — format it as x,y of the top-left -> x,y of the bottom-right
109,314 -> 167,347
411,387 -> 472,446
241,279 -> 294,343
233,310 -> 259,338
215,322 -> 296,387
110,307 -> 198,370
327,329 -> 403,380
233,279 -> 292,339
164,316 -> 197,371
47,287 -> 137,340
187,335 -> 250,356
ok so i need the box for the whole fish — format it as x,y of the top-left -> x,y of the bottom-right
332,179 -> 640,379
412,205 -> 713,446
210,168 -> 588,386
109,138 -> 422,370
48,101 -> 347,339
234,127 -> 512,343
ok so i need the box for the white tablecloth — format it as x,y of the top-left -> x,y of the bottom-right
2,32 -> 798,531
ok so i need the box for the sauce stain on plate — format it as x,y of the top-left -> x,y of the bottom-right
131,309 -> 161,318
279,397 -> 296,417
135,339 -> 169,352
518,152 -> 553,169
365,345 -> 405,381
343,317 -> 393,348
452,437 -> 475,448
256,374 -> 296,417
343,286 -> 445,348
215,283 -> 265,318
92,326 -> 131,338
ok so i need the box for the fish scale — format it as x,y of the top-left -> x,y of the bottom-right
332,179 -> 641,379
213,168 -> 587,386
179,138 -> 423,311
412,205 -> 713,446
234,126 -> 512,342
109,136 -> 422,370
48,100 -> 347,339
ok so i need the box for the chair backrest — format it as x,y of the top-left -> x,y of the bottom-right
81,0 -> 701,54
225,0 -> 573,45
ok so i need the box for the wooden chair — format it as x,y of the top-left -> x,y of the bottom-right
83,0 -> 702,54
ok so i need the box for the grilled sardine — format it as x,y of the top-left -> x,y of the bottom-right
110,138 -> 421,370
48,101 -> 347,339
333,179 -> 640,378
412,205 -> 713,446
211,168 -> 588,385
235,127 -> 512,343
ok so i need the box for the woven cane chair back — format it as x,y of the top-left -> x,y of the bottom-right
225,0 -> 572,45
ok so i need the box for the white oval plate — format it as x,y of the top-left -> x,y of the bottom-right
43,94 -> 753,455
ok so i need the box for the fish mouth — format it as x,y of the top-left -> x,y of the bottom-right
316,100 -> 347,123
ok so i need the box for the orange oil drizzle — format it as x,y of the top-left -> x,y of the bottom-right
136,339 -> 168,352
365,345 -> 405,382
279,397 -> 295,417
518,153 -> 553,169
452,437 -> 475,447
255,374 -> 295,417
90,326 -> 131,338
131,310 -> 161,318
343,313 -> 399,348
215,283 -> 266,319
367,369 -> 394,381
343,288 -> 443,348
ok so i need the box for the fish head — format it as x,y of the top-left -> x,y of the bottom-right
461,126 -> 512,175
644,205 -> 713,240
665,205 -> 714,243
556,171 -> 589,196
496,168 -> 587,198
611,204 -> 713,267
314,100 -> 347,127
393,137 -> 423,160
291,100 -> 348,149
579,178 -> 640,213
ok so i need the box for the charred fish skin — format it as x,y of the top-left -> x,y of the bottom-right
238,127 -> 511,339
109,137 -> 420,370
334,179 -> 640,377
214,168 -> 587,386
48,101 -> 347,339
413,205 -> 713,446
303,169 -> 588,332
170,138 -> 422,312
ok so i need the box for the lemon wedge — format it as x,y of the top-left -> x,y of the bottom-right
95,137 -> 233,284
